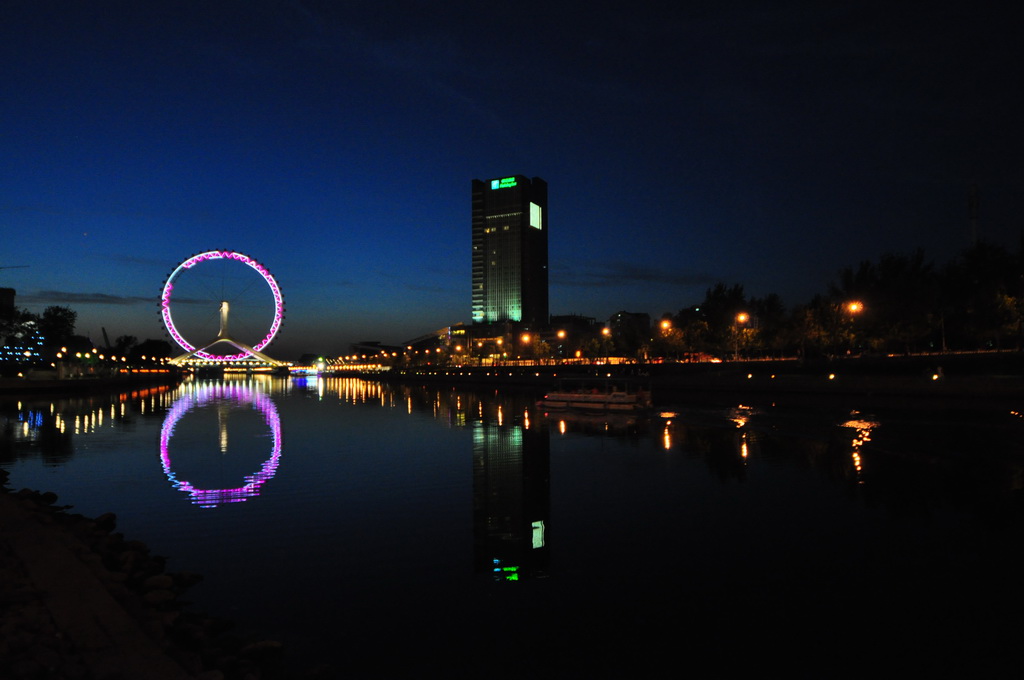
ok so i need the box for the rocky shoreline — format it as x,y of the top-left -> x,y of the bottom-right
0,470 -> 318,680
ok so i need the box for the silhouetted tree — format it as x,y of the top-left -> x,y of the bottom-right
651,316 -> 686,359
38,306 -> 77,347
114,335 -> 139,356
129,339 -> 174,363
829,250 -> 935,354
672,306 -> 711,356
748,293 -> 787,356
689,283 -> 750,357
940,242 -> 1022,349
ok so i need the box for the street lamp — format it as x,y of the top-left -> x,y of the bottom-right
844,301 -> 864,355
600,327 -> 612,364
555,329 -> 568,362
520,333 -> 532,361
733,312 -> 749,360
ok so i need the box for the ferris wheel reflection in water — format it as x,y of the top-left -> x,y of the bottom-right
159,383 -> 283,508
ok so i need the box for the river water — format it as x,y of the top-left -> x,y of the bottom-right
3,376 -> 1024,677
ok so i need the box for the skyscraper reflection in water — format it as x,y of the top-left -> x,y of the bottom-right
472,420 -> 550,581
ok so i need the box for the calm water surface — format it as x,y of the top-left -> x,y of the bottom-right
4,376 -> 1024,677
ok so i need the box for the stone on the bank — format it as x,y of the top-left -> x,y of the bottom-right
143,573 -> 175,590
142,589 -> 176,605
241,639 -> 284,656
94,511 -> 117,531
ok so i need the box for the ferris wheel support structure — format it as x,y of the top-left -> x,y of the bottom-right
168,300 -> 285,366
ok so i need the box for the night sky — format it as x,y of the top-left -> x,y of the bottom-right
3,1 -> 1021,359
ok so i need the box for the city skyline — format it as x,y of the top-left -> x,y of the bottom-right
2,2 -> 1021,359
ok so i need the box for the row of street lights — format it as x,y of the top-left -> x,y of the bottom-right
658,301 -> 865,359
53,346 -> 169,363
345,303 -> 869,368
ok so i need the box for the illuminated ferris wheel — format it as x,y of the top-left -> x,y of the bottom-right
161,250 -> 285,365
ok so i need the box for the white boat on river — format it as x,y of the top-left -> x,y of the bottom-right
537,378 -> 653,413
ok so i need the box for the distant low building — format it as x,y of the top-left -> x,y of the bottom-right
610,310 -> 651,339
546,314 -> 601,358
0,288 -> 14,321
349,340 -> 402,359
0,326 -> 43,366
400,324 -> 467,352
609,311 -> 652,359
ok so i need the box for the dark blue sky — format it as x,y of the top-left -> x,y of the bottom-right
3,1 -> 1021,359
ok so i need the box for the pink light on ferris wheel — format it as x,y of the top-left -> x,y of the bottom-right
160,250 -> 284,362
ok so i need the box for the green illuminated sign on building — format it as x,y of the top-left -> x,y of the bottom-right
492,560 -> 521,582
490,177 -> 517,190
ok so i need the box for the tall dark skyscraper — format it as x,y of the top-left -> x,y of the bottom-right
471,176 -> 548,326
